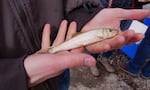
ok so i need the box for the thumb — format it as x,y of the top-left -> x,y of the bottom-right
118,9 -> 150,20
55,53 -> 96,69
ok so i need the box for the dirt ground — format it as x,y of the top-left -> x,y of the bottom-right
69,50 -> 150,90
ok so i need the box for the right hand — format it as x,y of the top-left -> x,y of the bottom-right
138,0 -> 150,2
81,8 -> 149,53
24,20 -> 96,87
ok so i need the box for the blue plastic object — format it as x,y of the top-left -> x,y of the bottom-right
144,18 -> 150,26
120,43 -> 138,59
120,19 -> 149,59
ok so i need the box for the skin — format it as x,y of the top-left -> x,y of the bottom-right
82,8 -> 150,53
138,0 -> 150,2
24,8 -> 150,87
24,20 -> 96,87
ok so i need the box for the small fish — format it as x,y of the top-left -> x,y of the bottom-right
49,28 -> 118,53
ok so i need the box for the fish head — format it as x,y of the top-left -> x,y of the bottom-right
101,28 -> 118,38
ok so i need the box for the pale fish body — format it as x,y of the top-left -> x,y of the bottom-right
49,28 -> 118,53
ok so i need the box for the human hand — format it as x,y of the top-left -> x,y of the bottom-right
138,0 -> 150,2
24,20 -> 96,87
81,8 -> 150,53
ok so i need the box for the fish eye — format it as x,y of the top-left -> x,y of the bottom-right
109,29 -> 112,32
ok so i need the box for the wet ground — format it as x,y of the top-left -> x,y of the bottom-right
69,50 -> 150,90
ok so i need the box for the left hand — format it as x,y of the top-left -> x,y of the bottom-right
81,8 -> 150,53
25,20 -> 96,87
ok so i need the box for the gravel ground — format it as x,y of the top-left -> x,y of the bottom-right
69,50 -> 150,90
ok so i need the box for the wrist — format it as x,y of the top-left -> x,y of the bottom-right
24,54 -> 51,87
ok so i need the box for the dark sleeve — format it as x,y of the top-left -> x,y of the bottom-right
66,3 -> 102,32
0,55 -> 29,90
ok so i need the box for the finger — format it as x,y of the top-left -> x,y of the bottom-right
36,48 -> 50,54
138,0 -> 150,2
54,53 -> 96,69
101,30 -> 144,50
86,42 -> 111,53
37,53 -> 96,79
71,47 -> 84,53
65,21 -> 83,53
103,30 -> 135,50
117,8 -> 150,20
41,24 -> 51,49
126,33 -> 144,45
53,20 -> 68,46
85,30 -> 135,53
66,21 -> 77,40
101,30 -> 143,51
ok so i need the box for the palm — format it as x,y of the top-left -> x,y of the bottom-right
81,8 -> 149,53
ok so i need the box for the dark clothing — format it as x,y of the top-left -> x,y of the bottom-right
127,27 -> 150,77
99,0 -> 150,9
99,0 -> 135,8
0,0 -> 100,90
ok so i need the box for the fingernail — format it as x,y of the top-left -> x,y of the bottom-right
84,58 -> 95,67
